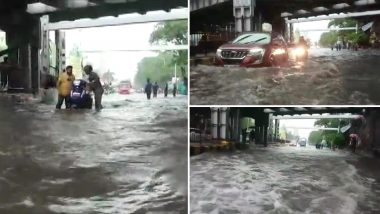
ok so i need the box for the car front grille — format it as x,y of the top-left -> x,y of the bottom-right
222,59 -> 242,65
221,50 -> 248,59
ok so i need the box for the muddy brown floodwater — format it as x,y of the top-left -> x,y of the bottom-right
190,48 -> 380,105
191,145 -> 380,214
0,93 -> 188,214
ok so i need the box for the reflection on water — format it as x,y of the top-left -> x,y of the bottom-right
0,93 -> 188,214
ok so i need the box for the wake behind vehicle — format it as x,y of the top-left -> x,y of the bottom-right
70,79 -> 93,109
214,32 -> 289,67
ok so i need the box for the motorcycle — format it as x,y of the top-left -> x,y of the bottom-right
69,79 -> 93,109
292,45 -> 308,62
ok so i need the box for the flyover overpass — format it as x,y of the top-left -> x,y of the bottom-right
190,0 -> 380,48
0,0 -> 187,93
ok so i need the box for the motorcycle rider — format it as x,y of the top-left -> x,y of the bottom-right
298,36 -> 309,59
299,36 -> 308,48
84,65 -> 104,110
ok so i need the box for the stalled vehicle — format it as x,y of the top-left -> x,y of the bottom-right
70,79 -> 93,109
214,32 -> 289,67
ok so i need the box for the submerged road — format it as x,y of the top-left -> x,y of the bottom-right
191,145 -> 380,214
190,48 -> 380,105
0,93 -> 188,214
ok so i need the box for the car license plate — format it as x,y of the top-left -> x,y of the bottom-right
224,64 -> 239,68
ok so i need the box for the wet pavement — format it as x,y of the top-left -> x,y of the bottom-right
0,93 -> 188,214
190,48 -> 380,105
190,145 -> 380,214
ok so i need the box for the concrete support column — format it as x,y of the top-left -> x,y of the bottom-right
233,0 -> 255,33
274,119 -> 279,141
236,109 -> 241,142
19,44 -> 32,92
254,10 -> 262,31
211,107 -> 219,140
55,30 -> 66,75
263,125 -> 268,147
284,18 -> 289,42
40,15 -> 50,75
268,114 -> 273,142
219,107 -> 227,140
289,22 -> 294,43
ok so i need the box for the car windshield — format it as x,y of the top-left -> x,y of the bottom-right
232,33 -> 271,45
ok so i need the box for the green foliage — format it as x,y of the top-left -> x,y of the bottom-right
315,118 -> 337,127
319,31 -> 338,47
241,118 -> 255,129
308,131 -> 323,145
310,119 -> 349,148
134,52 -> 180,88
149,20 -> 188,75
149,20 -> 188,45
319,18 -> 369,47
134,20 -> 188,89
328,19 -> 357,28
67,44 -> 84,78
347,31 -> 369,46
332,133 -> 346,147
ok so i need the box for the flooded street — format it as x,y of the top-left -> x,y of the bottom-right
191,145 -> 380,214
190,48 -> 380,105
0,93 -> 188,214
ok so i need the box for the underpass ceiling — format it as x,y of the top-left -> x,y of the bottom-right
190,107 -> 367,119
190,0 -> 380,21
1,0 -> 187,22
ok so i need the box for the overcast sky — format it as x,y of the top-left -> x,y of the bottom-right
64,22 -> 158,82
280,119 -> 317,138
294,20 -> 330,43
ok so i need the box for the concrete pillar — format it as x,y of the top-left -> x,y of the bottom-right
263,125 -> 268,147
274,119 -> 279,141
236,109 -> 241,142
55,30 -> 66,75
289,22 -> 294,43
219,107 -> 227,139
19,44 -> 32,92
40,15 -> 50,76
211,107 -> 219,140
268,114 -> 273,142
254,10 -> 262,31
233,0 -> 255,33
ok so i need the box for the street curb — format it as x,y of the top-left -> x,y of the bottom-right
190,140 -> 236,156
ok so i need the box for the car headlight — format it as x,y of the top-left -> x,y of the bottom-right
293,47 -> 306,56
216,49 -> 222,57
273,48 -> 286,55
248,48 -> 264,58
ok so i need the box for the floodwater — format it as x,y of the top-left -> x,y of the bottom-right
190,145 -> 380,214
190,48 -> 380,105
0,93 -> 188,214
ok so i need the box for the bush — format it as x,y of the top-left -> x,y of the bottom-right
308,131 -> 323,145
333,133 -> 346,148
